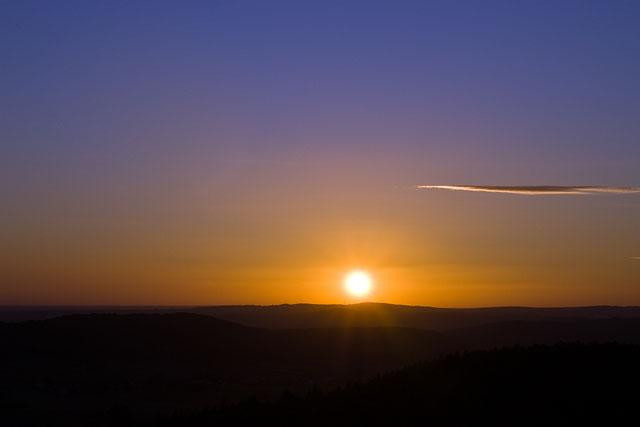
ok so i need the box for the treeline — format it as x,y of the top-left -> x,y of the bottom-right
156,343 -> 640,426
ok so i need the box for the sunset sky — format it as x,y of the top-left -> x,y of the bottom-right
2,1 -> 639,306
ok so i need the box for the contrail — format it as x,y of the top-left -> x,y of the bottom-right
416,185 -> 640,195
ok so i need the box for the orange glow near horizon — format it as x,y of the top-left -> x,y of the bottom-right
2,154 -> 640,307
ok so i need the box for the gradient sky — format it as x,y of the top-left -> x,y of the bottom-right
2,0 -> 640,306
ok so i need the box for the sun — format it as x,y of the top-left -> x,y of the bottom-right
344,270 -> 373,298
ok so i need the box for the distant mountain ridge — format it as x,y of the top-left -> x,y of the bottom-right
4,302 -> 640,330
190,303 -> 640,330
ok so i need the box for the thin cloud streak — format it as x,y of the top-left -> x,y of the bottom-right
416,185 -> 640,195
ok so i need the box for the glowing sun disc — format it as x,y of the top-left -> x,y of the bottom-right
344,270 -> 373,297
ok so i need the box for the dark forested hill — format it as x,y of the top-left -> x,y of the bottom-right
1,313 -> 445,426
3,313 -> 640,425
160,343 -> 640,426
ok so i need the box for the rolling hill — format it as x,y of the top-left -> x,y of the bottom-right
4,310 -> 640,425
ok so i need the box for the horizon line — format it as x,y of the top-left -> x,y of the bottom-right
2,302 -> 640,310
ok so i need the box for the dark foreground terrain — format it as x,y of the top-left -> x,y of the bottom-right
161,343 -> 640,426
2,308 -> 640,425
